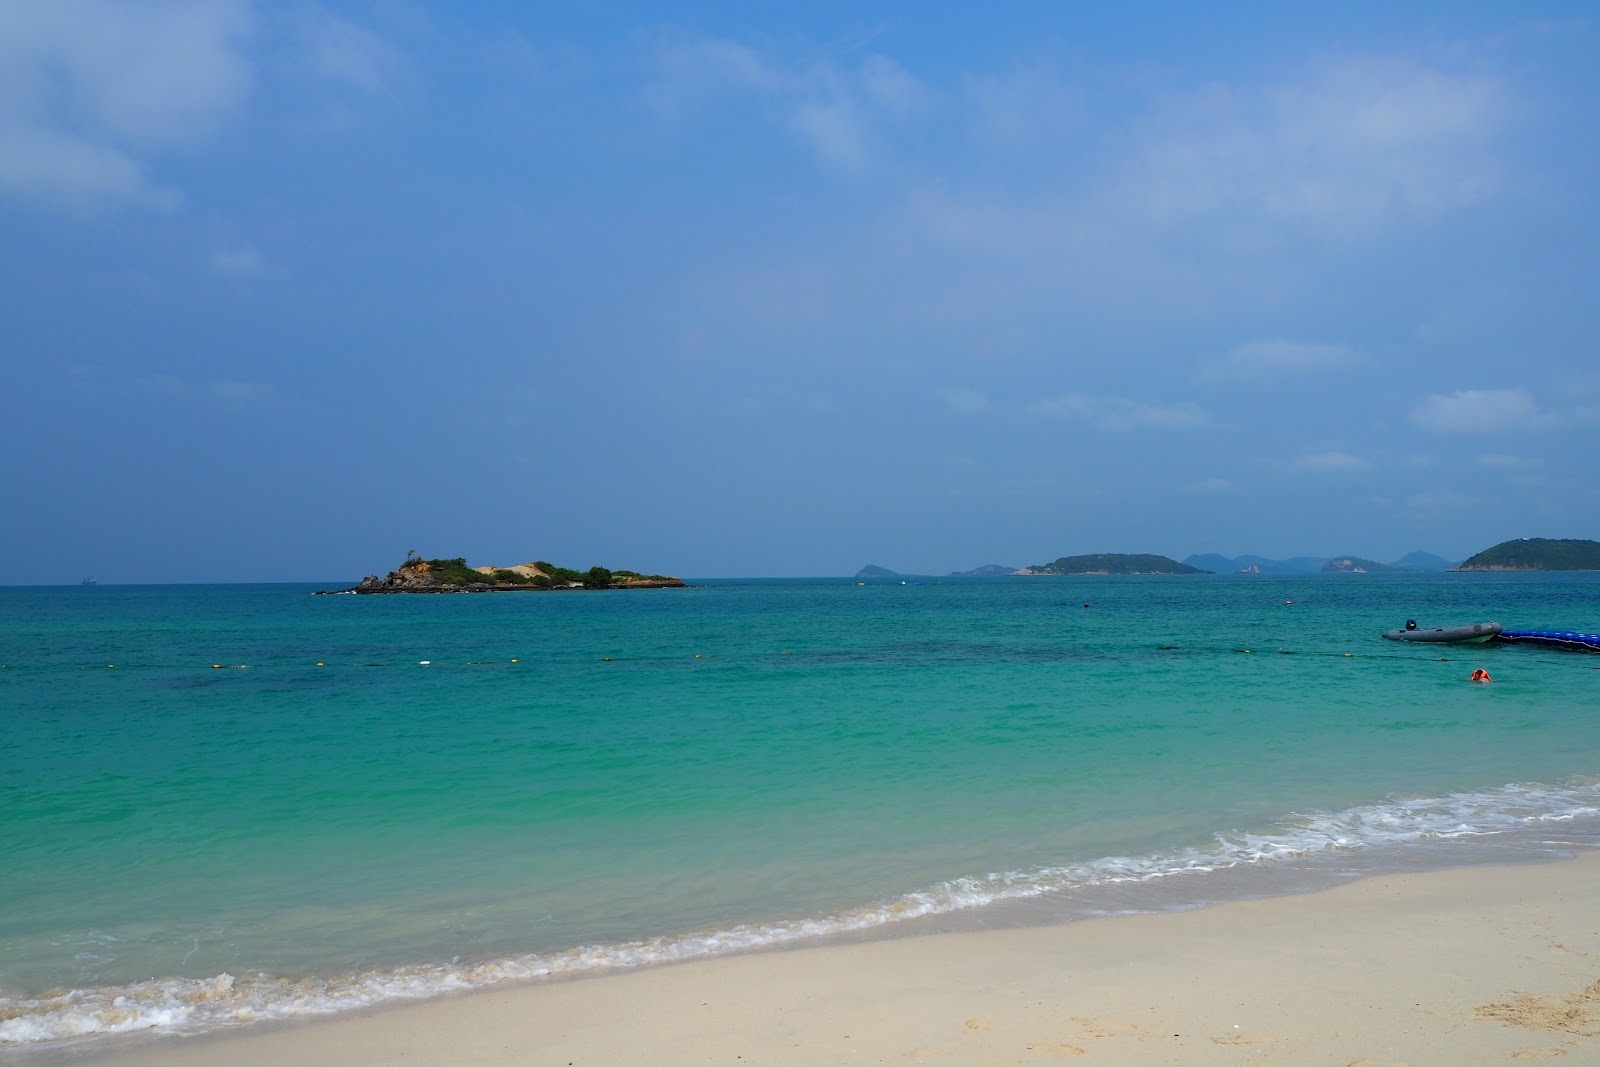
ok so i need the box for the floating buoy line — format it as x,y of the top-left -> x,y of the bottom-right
0,642 -> 1563,674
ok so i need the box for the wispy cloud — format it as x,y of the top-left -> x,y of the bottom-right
1199,338 -> 1363,382
0,130 -> 179,213
0,0 -> 253,213
1032,394 -> 1210,430
645,38 -> 787,118
647,38 -> 928,174
909,53 -> 1509,257
209,243 -> 281,281
1475,453 -> 1533,470
1121,56 -> 1508,232
1182,477 -> 1233,494
297,6 -> 404,94
1405,489 -> 1473,516
1410,389 -> 1557,432
1289,450 -> 1369,472
940,387 -> 994,415
962,63 -> 1084,150
136,373 -> 276,409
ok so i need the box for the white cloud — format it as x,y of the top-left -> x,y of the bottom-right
1200,338 -> 1363,382
1290,450 -> 1368,472
0,128 -> 179,213
1410,389 -> 1557,432
1032,394 -> 1210,430
0,0 -> 253,212
789,92 -> 872,172
941,388 -> 994,415
911,53 -> 1508,258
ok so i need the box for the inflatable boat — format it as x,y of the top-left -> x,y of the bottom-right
1381,620 -> 1503,644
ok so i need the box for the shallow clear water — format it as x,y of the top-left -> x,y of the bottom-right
2,573 -> 1598,1046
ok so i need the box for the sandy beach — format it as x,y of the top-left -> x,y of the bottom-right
33,851 -> 1599,1067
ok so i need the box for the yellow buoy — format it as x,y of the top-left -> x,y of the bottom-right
213,664 -> 222,669
317,662 -> 325,666
511,658 -> 518,663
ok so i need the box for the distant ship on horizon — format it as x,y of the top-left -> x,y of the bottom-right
80,577 -> 97,586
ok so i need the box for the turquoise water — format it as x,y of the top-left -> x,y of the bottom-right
3,574 -> 1598,1046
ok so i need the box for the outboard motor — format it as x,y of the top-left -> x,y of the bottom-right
1405,619 -> 1418,631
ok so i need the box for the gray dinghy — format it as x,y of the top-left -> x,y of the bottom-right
1381,620 -> 1502,644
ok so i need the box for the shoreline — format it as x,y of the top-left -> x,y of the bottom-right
31,850 -> 1600,1065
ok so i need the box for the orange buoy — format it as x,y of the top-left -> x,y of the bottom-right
1470,669 -> 1491,683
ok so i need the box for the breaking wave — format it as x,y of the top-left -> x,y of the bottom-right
5,777 -> 1598,1047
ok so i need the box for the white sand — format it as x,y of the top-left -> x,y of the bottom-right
45,853 -> 1600,1066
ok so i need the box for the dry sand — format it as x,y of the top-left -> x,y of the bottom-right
39,852 -> 1600,1066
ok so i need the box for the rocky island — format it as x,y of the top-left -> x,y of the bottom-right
1321,556 -> 1390,573
1455,538 -> 1600,572
1015,553 -> 1207,576
335,555 -> 686,594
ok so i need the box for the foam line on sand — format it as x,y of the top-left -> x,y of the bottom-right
36,851 -> 1600,1065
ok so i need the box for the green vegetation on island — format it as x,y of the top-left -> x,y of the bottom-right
1017,553 -> 1207,576
346,555 -> 685,593
1455,538 -> 1600,572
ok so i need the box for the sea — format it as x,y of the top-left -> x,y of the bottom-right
3,573 -> 1599,1052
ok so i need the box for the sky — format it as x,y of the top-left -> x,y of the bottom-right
3,1 -> 1598,582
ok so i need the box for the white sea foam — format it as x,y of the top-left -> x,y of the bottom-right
5,778 -> 1598,1047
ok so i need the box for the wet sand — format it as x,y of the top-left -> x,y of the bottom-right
43,851 -> 1600,1066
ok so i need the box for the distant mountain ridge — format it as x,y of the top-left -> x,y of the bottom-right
858,548 -> 1479,579
1183,550 -> 1459,574
1321,556 -> 1390,573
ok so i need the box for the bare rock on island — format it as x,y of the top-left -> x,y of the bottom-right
337,557 -> 686,594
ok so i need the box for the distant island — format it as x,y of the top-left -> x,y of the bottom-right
1455,538 -> 1600,572
855,564 -> 898,578
1016,553 -> 1207,576
337,556 -> 686,594
948,564 -> 1016,576
1321,556 -> 1391,573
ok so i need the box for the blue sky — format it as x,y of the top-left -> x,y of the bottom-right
3,2 -> 1598,581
